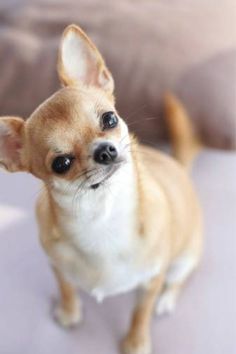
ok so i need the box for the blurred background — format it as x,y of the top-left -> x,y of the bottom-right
0,1 -> 235,354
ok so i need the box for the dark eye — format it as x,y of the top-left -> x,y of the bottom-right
101,111 -> 118,130
52,155 -> 74,174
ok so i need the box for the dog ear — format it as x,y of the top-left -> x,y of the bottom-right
58,24 -> 114,93
0,117 -> 25,172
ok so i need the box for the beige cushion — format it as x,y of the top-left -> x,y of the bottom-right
0,0 -> 235,149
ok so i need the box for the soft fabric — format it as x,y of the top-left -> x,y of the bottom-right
0,149 -> 235,354
0,0 -> 236,149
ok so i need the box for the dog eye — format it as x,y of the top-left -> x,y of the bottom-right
52,155 -> 74,174
101,112 -> 118,130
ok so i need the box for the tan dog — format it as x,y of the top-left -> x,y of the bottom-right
0,25 -> 202,354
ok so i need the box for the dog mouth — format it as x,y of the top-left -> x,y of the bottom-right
90,161 -> 124,189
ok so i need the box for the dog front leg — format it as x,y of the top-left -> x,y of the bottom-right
122,275 -> 165,354
52,266 -> 82,328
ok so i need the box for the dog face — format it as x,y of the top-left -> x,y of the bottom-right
0,25 -> 131,192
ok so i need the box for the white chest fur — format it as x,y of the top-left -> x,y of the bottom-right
51,163 -> 162,302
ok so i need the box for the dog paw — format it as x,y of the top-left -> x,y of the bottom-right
155,289 -> 177,316
122,336 -> 151,354
54,303 -> 82,328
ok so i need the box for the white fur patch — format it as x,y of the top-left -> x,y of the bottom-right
156,289 -> 177,316
50,160 -> 163,301
54,303 -> 82,327
165,254 -> 197,285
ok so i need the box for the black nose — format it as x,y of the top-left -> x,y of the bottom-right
94,142 -> 118,165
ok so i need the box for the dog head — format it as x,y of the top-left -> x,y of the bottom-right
0,25 -> 131,192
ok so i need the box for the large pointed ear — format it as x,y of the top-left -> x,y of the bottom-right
0,117 -> 25,172
58,24 -> 114,92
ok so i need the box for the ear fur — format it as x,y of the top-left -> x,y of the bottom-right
58,24 -> 114,92
0,117 -> 25,172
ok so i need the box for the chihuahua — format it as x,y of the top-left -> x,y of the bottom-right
0,25 -> 202,354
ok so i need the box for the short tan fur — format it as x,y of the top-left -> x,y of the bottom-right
0,25 -> 202,354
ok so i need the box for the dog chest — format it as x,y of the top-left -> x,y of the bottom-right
53,237 -> 162,302
50,164 -> 162,300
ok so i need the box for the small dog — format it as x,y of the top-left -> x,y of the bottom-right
0,25 -> 202,354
